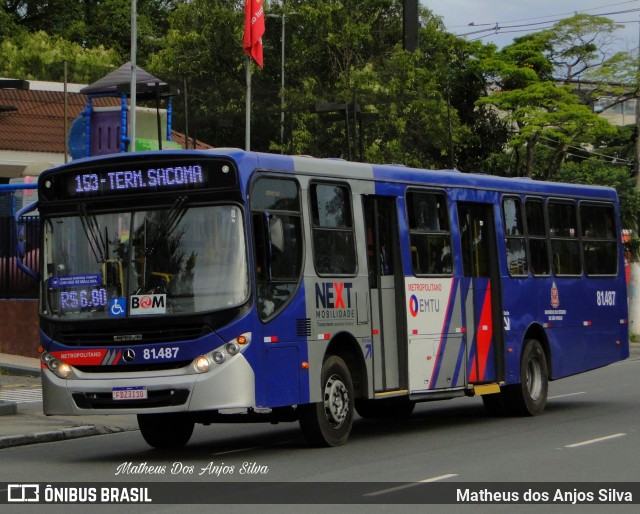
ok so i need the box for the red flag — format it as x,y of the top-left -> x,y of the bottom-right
243,0 -> 265,68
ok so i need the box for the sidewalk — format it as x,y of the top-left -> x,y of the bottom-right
1,345 -> 639,450
0,353 -> 138,449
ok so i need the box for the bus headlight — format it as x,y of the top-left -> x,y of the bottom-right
41,352 -> 73,379
194,356 -> 211,373
191,332 -> 251,373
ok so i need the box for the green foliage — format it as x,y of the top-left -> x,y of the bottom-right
2,0 -> 178,62
147,0 -> 247,147
556,159 -> 640,232
0,30 -> 121,82
478,80 -> 615,177
477,14 -> 631,179
487,33 -> 554,90
0,1 -> 636,186
538,14 -> 623,83
0,7 -> 25,39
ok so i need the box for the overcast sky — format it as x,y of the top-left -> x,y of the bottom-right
425,0 -> 640,51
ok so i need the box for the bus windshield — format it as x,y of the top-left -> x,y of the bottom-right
42,204 -> 249,319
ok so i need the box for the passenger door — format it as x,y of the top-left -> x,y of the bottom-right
457,203 -> 503,384
363,196 -> 406,392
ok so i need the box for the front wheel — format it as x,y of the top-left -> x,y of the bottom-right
137,413 -> 195,449
298,356 -> 354,447
504,339 -> 548,416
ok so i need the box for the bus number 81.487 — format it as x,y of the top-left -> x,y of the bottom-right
143,348 -> 179,360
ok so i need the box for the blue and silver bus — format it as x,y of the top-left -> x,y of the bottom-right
29,149 -> 629,448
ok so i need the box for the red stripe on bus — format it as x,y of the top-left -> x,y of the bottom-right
475,284 -> 493,381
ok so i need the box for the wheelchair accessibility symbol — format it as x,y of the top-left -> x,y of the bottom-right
109,298 -> 126,317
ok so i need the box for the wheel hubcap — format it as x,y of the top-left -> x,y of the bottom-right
323,374 -> 349,428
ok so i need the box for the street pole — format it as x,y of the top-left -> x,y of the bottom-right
280,13 -> 285,153
246,56 -> 251,151
267,12 -> 287,153
630,18 -> 640,338
130,0 -> 137,152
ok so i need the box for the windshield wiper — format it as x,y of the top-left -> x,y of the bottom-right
78,203 -> 108,263
163,195 -> 188,238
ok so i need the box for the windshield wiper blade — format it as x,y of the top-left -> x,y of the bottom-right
78,203 -> 107,263
163,195 -> 188,237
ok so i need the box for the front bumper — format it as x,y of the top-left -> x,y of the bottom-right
42,353 -> 256,415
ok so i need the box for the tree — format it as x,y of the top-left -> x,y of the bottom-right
0,5 -> 25,39
540,14 -> 624,86
147,0 -> 248,148
478,14 -> 629,178
0,30 -> 121,83
479,81 -> 614,178
2,0 -> 179,64
556,159 -> 640,233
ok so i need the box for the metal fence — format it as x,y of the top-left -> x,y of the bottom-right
0,189 -> 39,298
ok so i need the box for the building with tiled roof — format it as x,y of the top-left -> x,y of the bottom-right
0,78 -> 212,181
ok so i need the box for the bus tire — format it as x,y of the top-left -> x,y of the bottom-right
504,339 -> 548,416
298,356 -> 354,447
137,413 -> 194,449
355,397 -> 416,419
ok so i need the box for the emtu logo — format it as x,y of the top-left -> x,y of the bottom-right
409,295 -> 440,317
409,295 -> 419,317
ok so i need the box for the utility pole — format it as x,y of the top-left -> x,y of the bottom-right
403,0 -> 419,52
129,0 -> 137,151
629,17 -> 640,338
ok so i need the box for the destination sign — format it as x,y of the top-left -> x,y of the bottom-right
73,165 -> 205,194
40,157 -> 237,200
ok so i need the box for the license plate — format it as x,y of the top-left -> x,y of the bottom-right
112,386 -> 147,400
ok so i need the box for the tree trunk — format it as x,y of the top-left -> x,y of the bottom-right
544,141 -> 569,180
525,135 -> 537,178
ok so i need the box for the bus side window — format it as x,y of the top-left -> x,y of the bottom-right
503,197 -> 528,276
310,183 -> 357,276
580,203 -> 617,276
407,191 -> 452,276
525,198 -> 550,276
250,177 -> 303,320
548,200 -> 581,276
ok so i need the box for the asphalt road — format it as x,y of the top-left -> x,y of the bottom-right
1,355 -> 638,513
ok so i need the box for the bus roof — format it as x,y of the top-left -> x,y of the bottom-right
38,148 -> 619,203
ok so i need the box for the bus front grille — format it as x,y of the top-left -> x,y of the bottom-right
55,326 -> 212,346
75,361 -> 192,373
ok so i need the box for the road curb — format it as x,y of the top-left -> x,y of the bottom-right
0,400 -> 17,416
0,363 -> 40,378
0,424 -> 135,450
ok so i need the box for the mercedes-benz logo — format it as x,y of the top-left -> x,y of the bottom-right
123,348 -> 136,363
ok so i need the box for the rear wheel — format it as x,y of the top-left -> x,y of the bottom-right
137,413 -> 194,449
298,356 -> 354,447
503,339 -> 548,416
